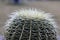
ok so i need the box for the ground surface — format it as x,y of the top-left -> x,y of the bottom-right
0,1 -> 60,39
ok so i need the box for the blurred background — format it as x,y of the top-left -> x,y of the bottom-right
0,0 -> 60,40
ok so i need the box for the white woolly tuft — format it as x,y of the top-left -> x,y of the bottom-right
4,8 -> 57,32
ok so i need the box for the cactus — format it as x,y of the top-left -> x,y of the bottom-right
4,9 -> 57,40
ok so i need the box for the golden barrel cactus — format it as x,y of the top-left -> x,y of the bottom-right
4,9 -> 57,40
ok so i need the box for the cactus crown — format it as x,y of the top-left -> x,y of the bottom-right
10,9 -> 51,20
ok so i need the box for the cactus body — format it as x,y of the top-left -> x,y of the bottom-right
4,9 -> 57,40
